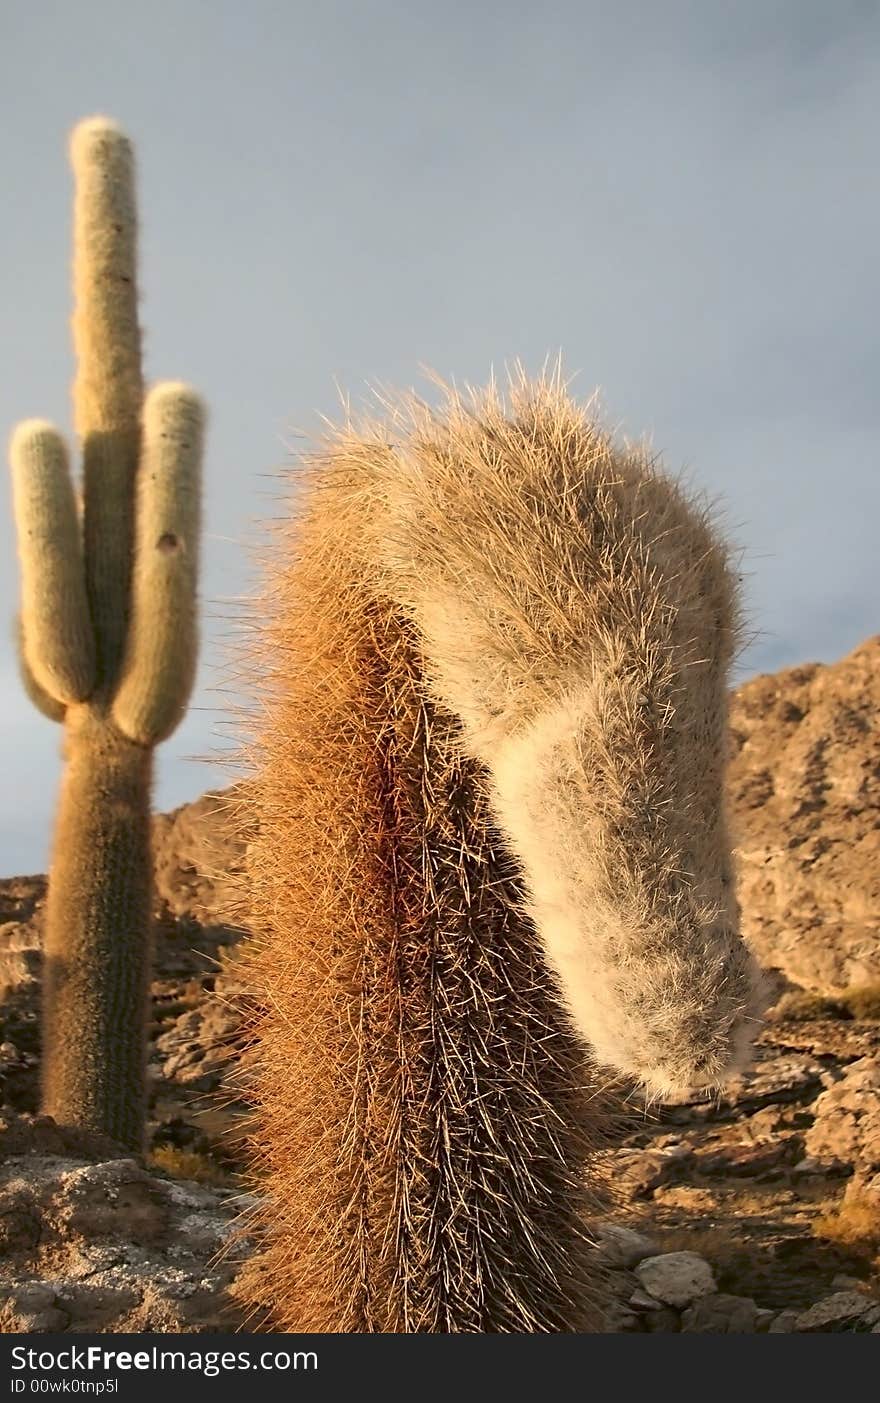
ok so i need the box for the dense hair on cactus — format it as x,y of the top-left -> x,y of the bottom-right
113,382 -> 204,745
368,375 -> 765,1096
237,371 -> 761,1331
236,419 -> 610,1333
70,116 -> 143,684
10,420 -> 95,705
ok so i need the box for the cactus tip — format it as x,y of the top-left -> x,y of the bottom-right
69,115 -> 131,165
9,418 -> 62,462
144,381 -> 205,426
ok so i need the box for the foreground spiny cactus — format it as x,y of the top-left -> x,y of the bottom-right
237,374 -> 762,1332
9,118 -> 204,1150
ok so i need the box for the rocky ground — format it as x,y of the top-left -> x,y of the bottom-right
0,638 -> 878,1333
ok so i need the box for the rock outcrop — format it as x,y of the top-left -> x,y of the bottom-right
0,1115 -> 251,1333
730,636 -> 880,995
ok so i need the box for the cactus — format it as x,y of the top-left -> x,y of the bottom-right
238,375 -> 762,1332
8,118 -> 205,1151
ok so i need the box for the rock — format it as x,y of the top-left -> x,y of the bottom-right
635,1252 -> 717,1309
730,638 -> 880,995
0,1282 -> 68,1333
651,1186 -> 719,1212
0,1111 -> 250,1333
593,1222 -> 661,1268
681,1293 -> 760,1333
643,1306 -> 681,1332
691,1138 -> 800,1178
604,1146 -> 691,1197
768,1309 -> 800,1333
603,1301 -> 641,1332
794,1291 -> 877,1332
151,1118 -> 210,1154
805,1058 -> 880,1167
48,1159 -> 171,1245
154,998 -> 244,1092
831,1274 -> 872,1293
791,1155 -> 850,1180
0,1188 -> 42,1253
629,1288 -> 667,1311
766,1018 -> 880,1063
655,1050 -> 825,1124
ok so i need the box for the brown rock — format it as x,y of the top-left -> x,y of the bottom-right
805,1058 -> 880,1167
730,638 -> 880,994
692,1137 -> 801,1178
606,1146 -> 692,1198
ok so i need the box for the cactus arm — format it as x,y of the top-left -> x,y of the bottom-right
14,618 -> 67,722
70,117 -> 143,684
9,420 -> 95,704
373,384 -> 763,1098
112,383 -> 204,746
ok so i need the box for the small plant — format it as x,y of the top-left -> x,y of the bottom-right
844,984 -> 880,1022
773,983 -> 880,1023
9,118 -> 205,1150
813,1192 -> 880,1255
238,375 -> 761,1331
149,1145 -> 235,1188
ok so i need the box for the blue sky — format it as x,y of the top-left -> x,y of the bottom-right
1,0 -> 878,874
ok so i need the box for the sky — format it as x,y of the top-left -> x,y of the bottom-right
1,0 -> 878,875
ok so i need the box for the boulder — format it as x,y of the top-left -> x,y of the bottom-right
635,1252 -> 716,1309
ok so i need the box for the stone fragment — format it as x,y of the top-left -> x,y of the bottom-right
681,1293 -> 759,1333
794,1291 -> 876,1332
635,1252 -> 716,1309
593,1222 -> 660,1268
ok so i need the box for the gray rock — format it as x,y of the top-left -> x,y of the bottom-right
768,1309 -> 800,1333
629,1289 -> 667,1311
0,1112 -> 248,1333
681,1293 -> 759,1333
794,1291 -> 876,1332
593,1222 -> 661,1268
635,1251 -> 716,1309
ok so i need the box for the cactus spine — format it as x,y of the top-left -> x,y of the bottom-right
9,118 -> 204,1150
239,377 -> 761,1332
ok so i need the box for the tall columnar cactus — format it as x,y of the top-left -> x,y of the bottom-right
9,118 -> 205,1151
238,376 -> 763,1332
